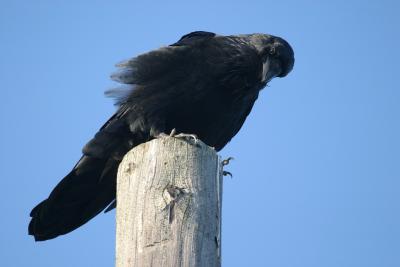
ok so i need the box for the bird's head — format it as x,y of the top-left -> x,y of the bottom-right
246,34 -> 295,83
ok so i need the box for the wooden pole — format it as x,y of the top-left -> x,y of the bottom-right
116,136 -> 222,267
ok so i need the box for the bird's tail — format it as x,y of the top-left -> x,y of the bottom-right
28,156 -> 118,241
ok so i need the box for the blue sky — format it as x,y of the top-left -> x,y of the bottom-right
1,1 -> 399,266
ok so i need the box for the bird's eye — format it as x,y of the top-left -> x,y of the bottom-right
269,46 -> 276,55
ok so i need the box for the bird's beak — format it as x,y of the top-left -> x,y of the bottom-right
261,57 -> 277,83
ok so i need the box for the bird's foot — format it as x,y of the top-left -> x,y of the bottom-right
156,128 -> 199,146
169,128 -> 199,145
156,128 -> 178,139
223,171 -> 233,178
174,133 -> 198,144
221,157 -> 234,178
222,157 -> 234,166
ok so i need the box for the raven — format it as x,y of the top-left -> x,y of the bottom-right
29,31 -> 294,241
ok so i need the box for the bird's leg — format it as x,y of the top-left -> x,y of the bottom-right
221,157 -> 234,178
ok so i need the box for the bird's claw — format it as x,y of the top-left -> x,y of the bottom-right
156,128 -> 198,146
169,128 -> 177,137
221,157 -> 234,178
223,171 -> 233,178
222,157 -> 234,166
156,128 -> 178,138
173,130 -> 198,144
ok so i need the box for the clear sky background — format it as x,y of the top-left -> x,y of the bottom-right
1,1 -> 399,266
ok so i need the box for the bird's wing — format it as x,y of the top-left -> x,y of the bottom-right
107,33 -> 264,150
84,33 -> 220,159
109,32 -> 216,87
170,31 -> 216,46
82,104 -> 134,160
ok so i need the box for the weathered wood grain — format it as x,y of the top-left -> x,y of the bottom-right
116,137 -> 222,267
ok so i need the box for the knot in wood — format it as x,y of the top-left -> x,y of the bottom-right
163,185 -> 188,205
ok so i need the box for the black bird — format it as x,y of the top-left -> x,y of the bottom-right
29,31 -> 294,241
